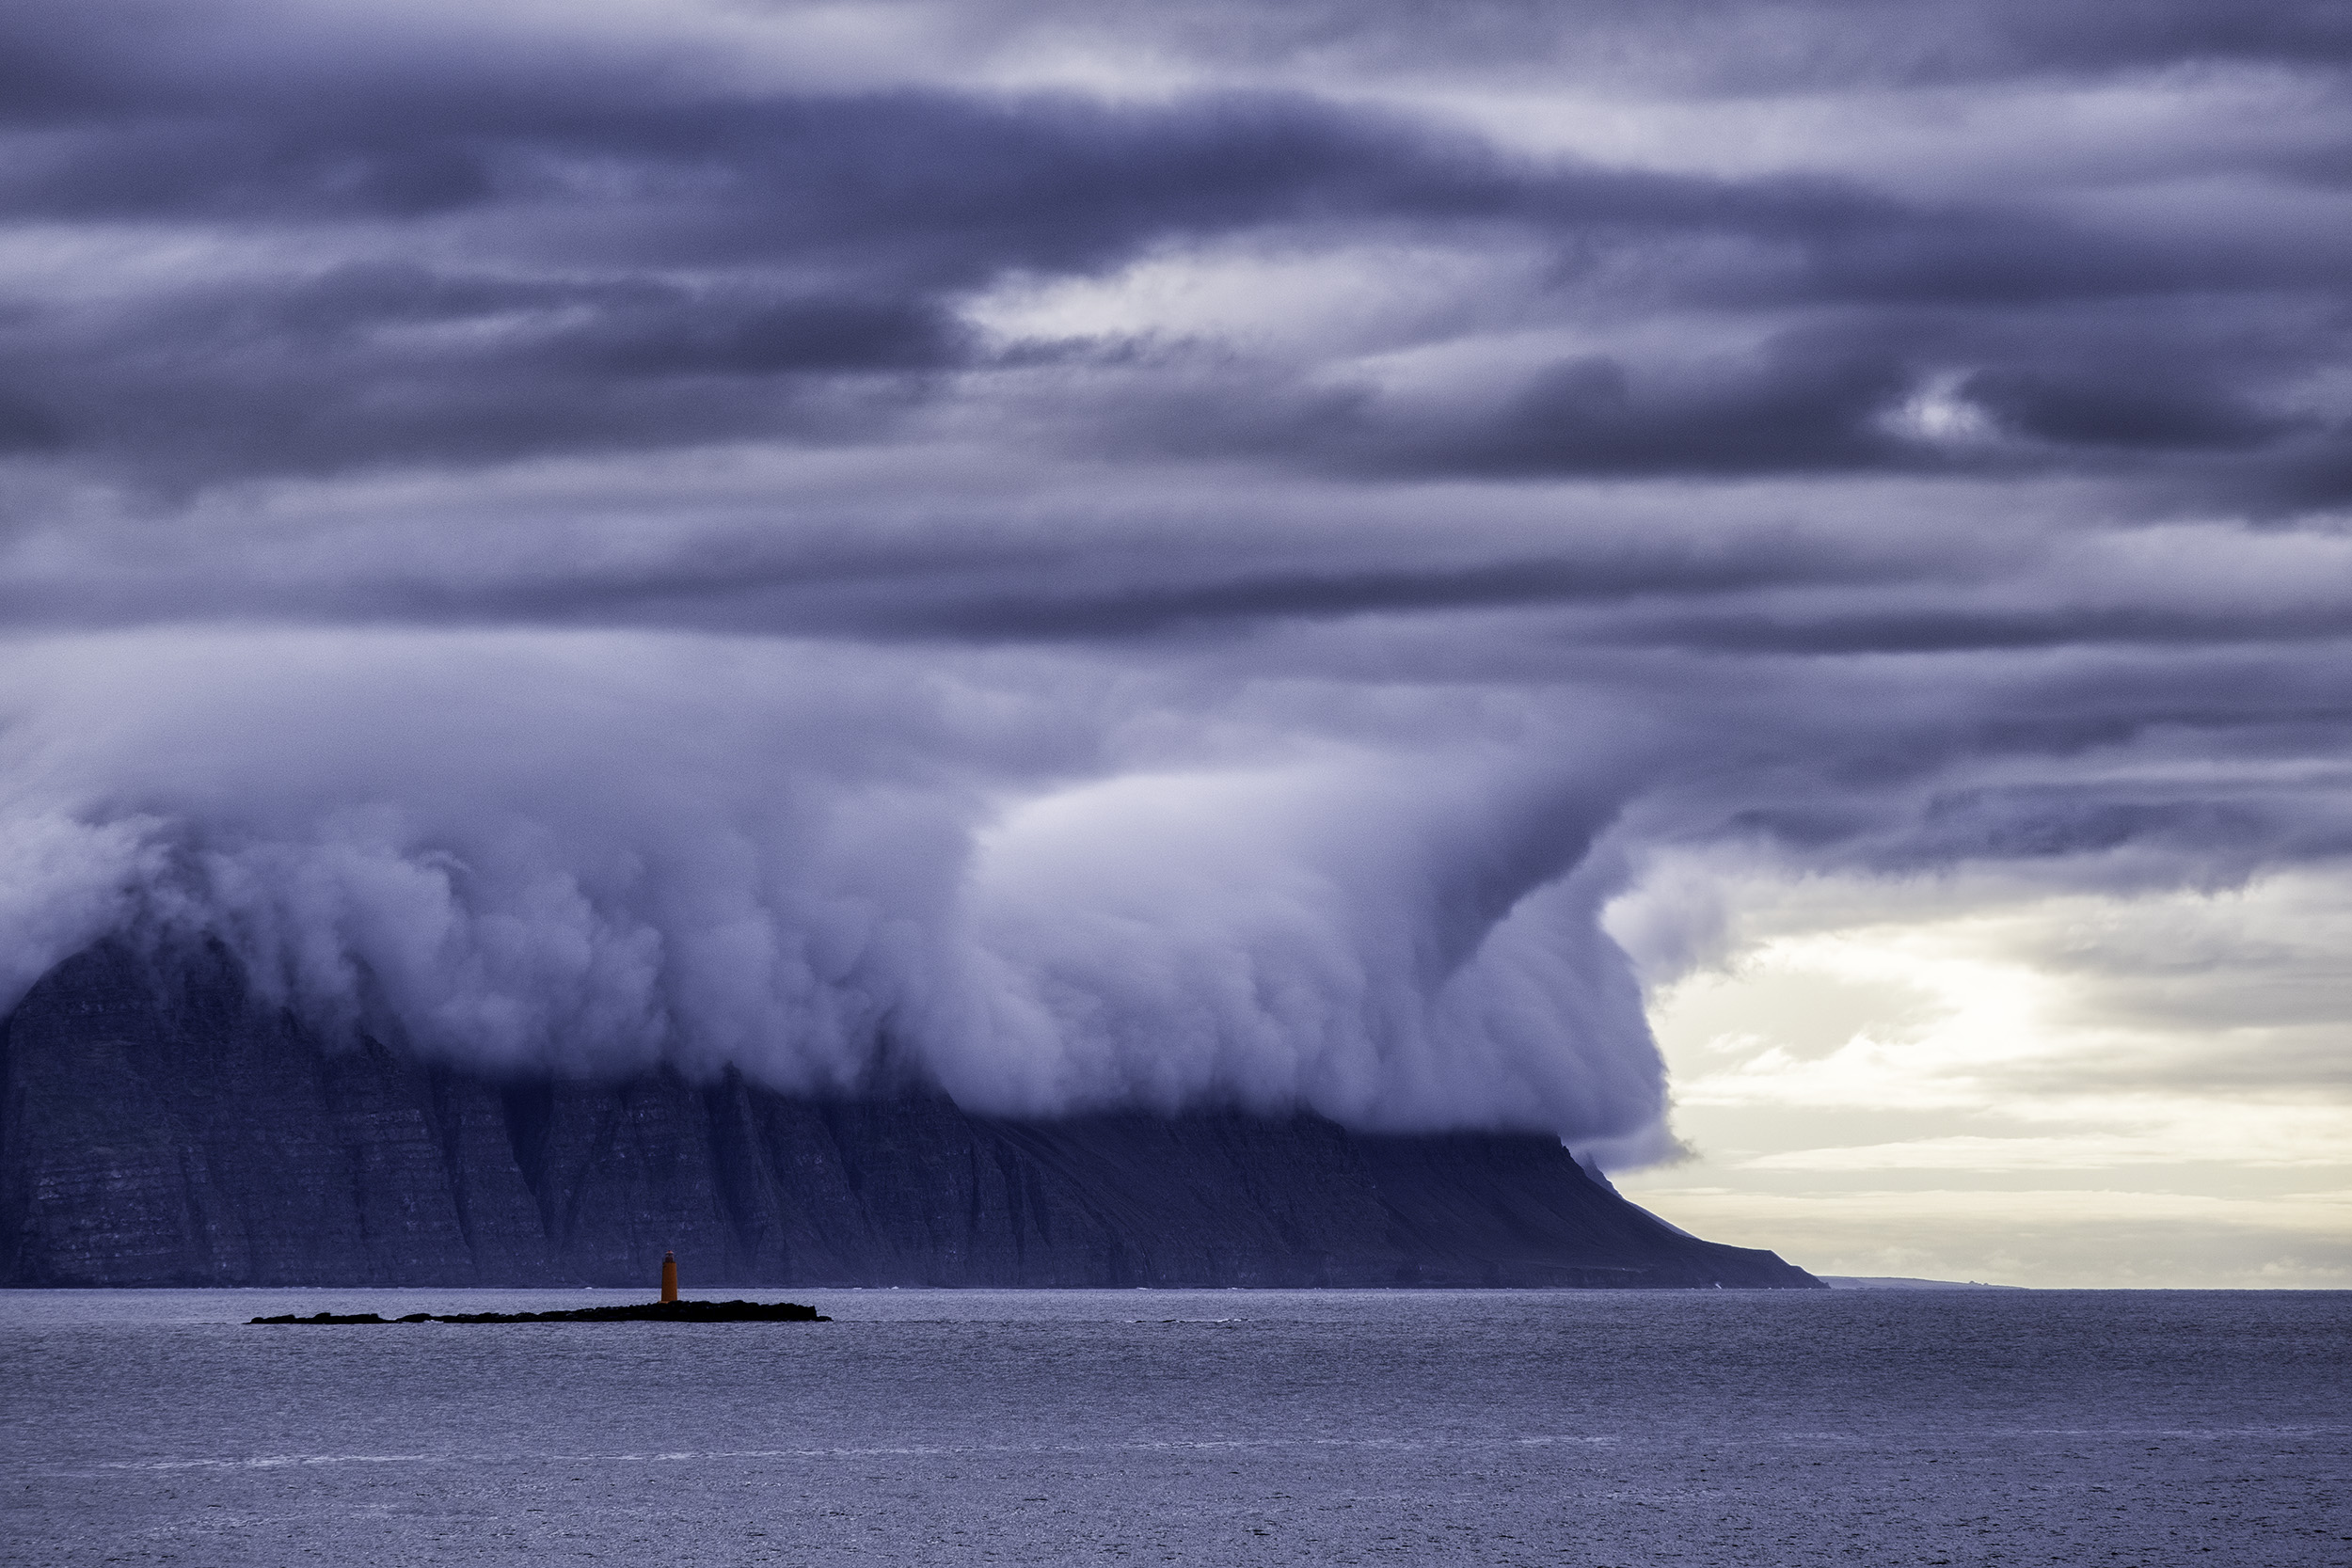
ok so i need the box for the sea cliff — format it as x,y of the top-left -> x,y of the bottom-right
0,942 -> 1818,1289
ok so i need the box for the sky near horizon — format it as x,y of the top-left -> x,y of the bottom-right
2,1 -> 2348,1286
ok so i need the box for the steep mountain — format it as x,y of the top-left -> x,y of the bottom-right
0,942 -> 1817,1289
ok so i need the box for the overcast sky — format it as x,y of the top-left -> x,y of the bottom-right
3,1 -> 2347,1285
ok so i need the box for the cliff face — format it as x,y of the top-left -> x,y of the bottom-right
0,942 -> 1819,1289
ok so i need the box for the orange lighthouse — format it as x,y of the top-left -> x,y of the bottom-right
660,1250 -> 678,1304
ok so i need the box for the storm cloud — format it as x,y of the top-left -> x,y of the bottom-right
1,0 -> 2346,1155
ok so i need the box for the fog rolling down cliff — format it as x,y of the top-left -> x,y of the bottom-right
0,942 -> 1816,1290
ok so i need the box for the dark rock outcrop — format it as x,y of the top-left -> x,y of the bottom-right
251,1300 -> 831,1323
0,942 -> 1820,1290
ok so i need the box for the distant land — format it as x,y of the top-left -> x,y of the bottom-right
1820,1276 -> 2027,1290
0,941 -> 1820,1291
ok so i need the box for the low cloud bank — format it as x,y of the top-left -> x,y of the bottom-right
0,630 -> 1668,1140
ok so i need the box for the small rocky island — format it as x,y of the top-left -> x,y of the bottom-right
251,1249 -> 829,1323
252,1299 -> 830,1324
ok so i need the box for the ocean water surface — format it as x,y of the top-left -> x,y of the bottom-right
3,1288 -> 2344,1565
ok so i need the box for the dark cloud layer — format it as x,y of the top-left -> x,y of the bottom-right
2,4 -> 2345,495
1,1 -> 2347,1144
943,0 -> 2352,86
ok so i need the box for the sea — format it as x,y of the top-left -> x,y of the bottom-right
3,1287 -> 2344,1566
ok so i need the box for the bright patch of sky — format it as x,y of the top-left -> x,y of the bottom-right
1610,865 -> 2352,1286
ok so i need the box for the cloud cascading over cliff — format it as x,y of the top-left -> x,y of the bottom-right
0,628 -> 1677,1139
